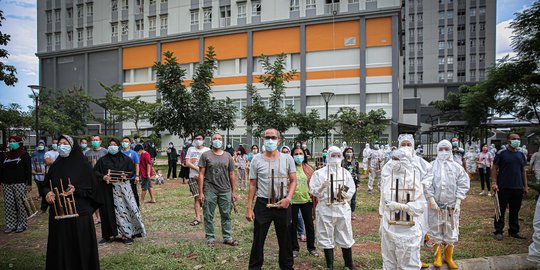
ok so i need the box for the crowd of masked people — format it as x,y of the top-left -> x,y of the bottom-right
0,131 -> 535,270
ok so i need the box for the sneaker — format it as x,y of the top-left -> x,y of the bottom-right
309,249 -> 320,257
15,227 -> 26,233
510,233 -> 527,240
98,238 -> 110,244
293,250 -> 300,258
368,190 -> 373,195
4,228 -> 14,234
122,238 -> 134,245
488,192 -> 492,197
479,191 -> 486,196
494,234 -> 503,241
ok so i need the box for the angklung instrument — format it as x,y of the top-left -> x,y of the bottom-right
32,158 -> 47,175
266,160 -> 290,208
107,169 -> 131,183
326,164 -> 349,206
493,191 -> 502,222
388,168 -> 416,226
24,196 -> 39,220
188,178 -> 200,197
49,178 -> 79,220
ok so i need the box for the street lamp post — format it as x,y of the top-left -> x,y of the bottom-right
28,85 -> 44,146
320,92 -> 335,149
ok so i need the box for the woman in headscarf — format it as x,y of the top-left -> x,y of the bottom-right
32,139 -> 47,197
94,138 -> 146,245
0,135 -> 32,233
43,134 -> 102,269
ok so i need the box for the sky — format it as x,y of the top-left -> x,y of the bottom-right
0,0 -> 536,109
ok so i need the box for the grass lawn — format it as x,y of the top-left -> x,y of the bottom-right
0,166 -> 537,270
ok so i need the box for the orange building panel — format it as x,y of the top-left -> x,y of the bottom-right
253,27 -> 300,56
123,44 -> 157,69
306,21 -> 360,52
306,69 -> 360,80
123,83 -> 156,92
366,17 -> 392,47
161,39 -> 200,63
212,76 -> 248,86
205,33 -> 248,60
366,66 -> 392,76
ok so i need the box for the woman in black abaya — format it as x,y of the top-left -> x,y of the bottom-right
43,134 -> 102,270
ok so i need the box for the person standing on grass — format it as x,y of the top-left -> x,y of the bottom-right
342,147 -> 360,220
1,135 -> 32,234
166,142 -> 178,181
186,134 -> 210,226
95,138 -> 146,245
530,151 -> 540,184
44,139 -> 59,166
197,133 -> 238,247
236,145 -> 248,190
289,146 -> 319,259
121,137 -> 141,208
477,144 -> 494,196
179,141 -> 192,184
85,135 -> 108,224
80,138 -> 89,154
451,137 -> 465,166
246,128 -> 297,270
31,140 -> 47,198
367,142 -> 384,195
135,144 -> 157,206
492,133 -> 528,241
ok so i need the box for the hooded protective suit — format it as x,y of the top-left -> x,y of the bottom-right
368,146 -> 385,192
463,146 -> 478,174
427,140 -> 470,245
379,148 -> 426,270
310,146 -> 356,249
528,196 -> 540,263
362,143 -> 371,171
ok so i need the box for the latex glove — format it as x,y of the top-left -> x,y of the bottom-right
429,197 -> 439,210
339,188 -> 352,201
318,180 -> 331,194
454,199 -> 461,214
385,201 -> 409,212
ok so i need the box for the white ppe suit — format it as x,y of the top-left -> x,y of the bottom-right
362,143 -> 371,171
427,140 -> 470,245
368,149 -> 385,191
310,147 -> 356,249
528,196 -> 540,263
379,151 -> 426,270
463,147 -> 478,174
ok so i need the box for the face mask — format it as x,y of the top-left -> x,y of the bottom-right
511,140 -> 521,149
374,144 -> 380,149
58,144 -> 72,157
322,152 -> 328,157
9,142 -> 20,150
482,147 -> 488,152
302,144 -> 307,149
121,142 -> 130,149
264,139 -> 278,152
51,144 -> 58,150
108,145 -> 119,155
91,141 -> 100,148
328,157 -> 342,164
345,153 -> 353,158
400,146 -> 413,158
212,140 -> 223,149
80,143 -> 87,149
437,150 -> 451,160
227,144 -> 232,148
169,144 -> 173,148
293,155 -> 304,164
38,145 -> 45,151
253,149 -> 258,153
137,139 -> 141,143
194,139 -> 203,147
451,141 -> 459,147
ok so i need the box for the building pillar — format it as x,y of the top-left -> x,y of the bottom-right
300,24 -> 307,114
359,17 -> 366,113
391,14 -> 400,142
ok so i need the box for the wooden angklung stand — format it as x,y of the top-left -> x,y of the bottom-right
326,164 -> 349,206
107,169 -> 130,183
388,169 -> 416,226
49,178 -> 79,220
24,196 -> 39,220
266,160 -> 290,208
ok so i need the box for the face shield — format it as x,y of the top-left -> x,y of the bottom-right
437,140 -> 453,160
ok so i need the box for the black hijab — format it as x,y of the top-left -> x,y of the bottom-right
43,135 -> 103,214
93,138 -> 135,179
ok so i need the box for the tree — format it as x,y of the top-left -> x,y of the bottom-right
123,96 -> 158,136
331,108 -> 387,144
242,54 -> 296,136
0,10 -> 17,86
37,87 -> 92,136
90,83 -> 128,136
0,103 -> 30,145
292,109 -> 333,143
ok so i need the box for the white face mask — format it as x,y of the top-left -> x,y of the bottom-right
194,139 -> 203,147
437,150 -> 452,160
328,156 -> 342,165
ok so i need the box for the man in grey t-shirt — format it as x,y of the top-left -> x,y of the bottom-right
247,128 -> 297,270
198,133 -> 237,246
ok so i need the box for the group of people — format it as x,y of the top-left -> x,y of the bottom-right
0,130 -> 533,270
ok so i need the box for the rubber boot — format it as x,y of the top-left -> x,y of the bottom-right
421,261 -> 429,268
433,244 -> 442,267
323,249 -> 334,270
444,244 -> 458,269
342,248 -> 357,270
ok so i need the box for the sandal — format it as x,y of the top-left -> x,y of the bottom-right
223,239 -> 238,246
207,240 -> 215,247
190,219 -> 201,226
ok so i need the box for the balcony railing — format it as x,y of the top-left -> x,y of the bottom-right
324,3 -> 340,15
220,17 -> 231,27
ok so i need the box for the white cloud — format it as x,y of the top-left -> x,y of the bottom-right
496,20 -> 516,60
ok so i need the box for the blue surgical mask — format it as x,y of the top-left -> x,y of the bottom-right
511,140 -> 521,149
80,143 -> 87,149
212,140 -> 223,149
58,144 -> 72,157
8,142 -> 20,150
264,139 -> 278,152
451,141 -> 459,147
293,155 -> 304,164
51,144 -> 58,150
121,142 -> 130,149
108,145 -> 119,155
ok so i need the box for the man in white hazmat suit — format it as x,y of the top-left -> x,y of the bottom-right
379,146 -> 426,270
310,146 -> 357,270
362,143 -> 371,173
463,146 -> 478,181
426,140 -> 470,269
528,196 -> 540,265
367,143 -> 385,195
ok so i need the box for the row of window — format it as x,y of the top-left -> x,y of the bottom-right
45,3 -> 93,23
437,70 -> 485,80
437,40 -> 486,50
46,27 -> 93,46
438,7 -> 486,20
111,15 -> 168,37
189,2 -> 261,26
111,0 -> 168,12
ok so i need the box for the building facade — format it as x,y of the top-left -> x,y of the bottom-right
402,0 -> 496,131
37,0 -> 407,151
